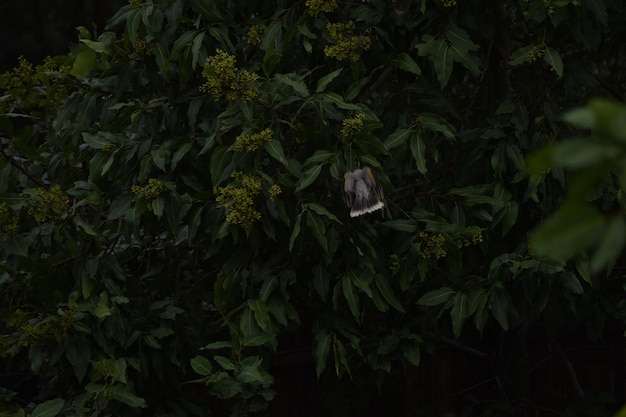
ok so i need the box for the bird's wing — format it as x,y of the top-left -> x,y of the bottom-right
343,172 -> 355,207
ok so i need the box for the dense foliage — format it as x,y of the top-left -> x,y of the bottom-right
1,0 -> 625,416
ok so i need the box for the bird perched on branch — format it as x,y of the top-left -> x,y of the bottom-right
343,166 -> 384,217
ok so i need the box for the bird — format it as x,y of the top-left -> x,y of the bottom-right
343,166 -> 384,217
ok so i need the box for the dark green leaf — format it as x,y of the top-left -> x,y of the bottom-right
382,219 -> 416,232
529,202 -> 605,260
295,164 -> 322,192
591,217 -> 626,272
264,140 -> 287,165
316,68 -> 343,92
342,277 -> 360,321
374,274 -> 405,312
450,292 -> 469,337
315,330 -> 332,377
191,355 -> 213,376
543,46 -> 563,77
31,399 -> 65,417
410,131 -> 428,174
248,299 -> 270,330
397,52 -> 421,76
306,211 -> 328,252
489,289 -> 509,331
384,127 -> 413,150
308,202 -> 342,224
416,287 -> 455,306
110,385 -> 147,408
289,213 -> 302,251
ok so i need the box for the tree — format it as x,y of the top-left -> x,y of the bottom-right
1,0 -> 625,416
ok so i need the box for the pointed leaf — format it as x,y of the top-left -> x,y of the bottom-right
489,289 -> 509,330
191,355 -> 213,376
289,213 -> 302,251
450,292 -> 469,337
374,274 -> 405,312
31,399 -> 65,417
385,127 -> 413,150
264,140 -> 287,165
306,211 -> 328,252
110,385 -> 147,408
397,52 -> 421,76
316,68 -> 343,92
416,287 -> 455,306
315,330 -> 332,377
543,46 -> 563,77
342,277 -> 360,321
295,164 -> 322,192
410,132 -> 427,174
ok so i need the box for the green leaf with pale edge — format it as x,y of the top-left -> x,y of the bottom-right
591,217 -> 626,272
410,132 -> 427,174
543,46 -> 563,77
264,140 -> 287,165
315,330 -> 332,377
450,292 -> 469,337
416,287 -> 455,306
31,399 -> 65,417
349,272 -> 373,298
110,385 -> 147,408
529,202 -> 605,260
382,219 -> 416,232
316,68 -> 343,92
306,211 -> 328,252
374,274 -> 405,312
342,278 -> 360,321
397,52 -> 421,75
308,202 -> 342,224
489,290 -> 509,331
295,164 -> 322,192
385,127 -> 414,150
191,355 -> 212,376
289,213 -> 302,251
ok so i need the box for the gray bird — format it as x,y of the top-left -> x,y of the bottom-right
343,166 -> 384,217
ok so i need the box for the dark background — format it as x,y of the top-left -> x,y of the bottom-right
0,0 -> 125,72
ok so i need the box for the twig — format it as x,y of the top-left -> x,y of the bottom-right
439,335 -> 488,359
0,142 -> 47,188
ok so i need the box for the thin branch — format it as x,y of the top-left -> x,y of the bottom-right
547,333 -> 585,399
0,142 -> 47,188
439,335 -> 489,359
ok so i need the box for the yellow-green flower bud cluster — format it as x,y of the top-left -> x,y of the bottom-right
324,21 -> 372,62
129,0 -> 142,7
214,172 -> 263,228
8,310 -> 55,344
389,253 -> 401,273
305,0 -> 338,16
269,184 -> 282,201
247,25 -> 264,46
59,302 -> 79,333
133,39 -> 154,55
0,56 -> 69,112
131,178 -> 166,200
418,232 -> 447,260
20,185 -> 69,224
0,203 -> 19,240
234,128 -> 273,152
440,0 -> 457,7
526,45 -> 545,63
455,232 -> 483,248
543,0 -> 555,14
341,113 -> 365,138
200,50 -> 259,102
